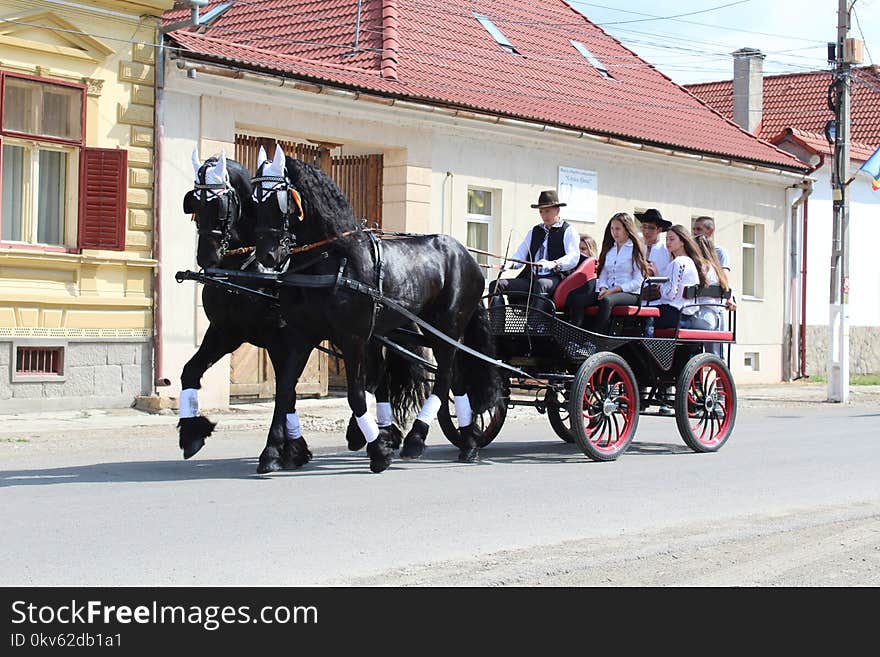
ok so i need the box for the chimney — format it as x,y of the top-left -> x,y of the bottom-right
381,0 -> 400,81
732,47 -> 764,134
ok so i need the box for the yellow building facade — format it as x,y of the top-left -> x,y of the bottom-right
0,0 -> 173,410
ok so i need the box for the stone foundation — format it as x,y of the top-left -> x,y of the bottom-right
0,340 -> 153,412
805,325 -> 880,376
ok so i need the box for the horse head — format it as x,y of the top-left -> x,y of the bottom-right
251,144 -> 301,270
183,150 -> 254,269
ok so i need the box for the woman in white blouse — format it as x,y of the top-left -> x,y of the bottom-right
654,225 -> 712,330
581,212 -> 648,332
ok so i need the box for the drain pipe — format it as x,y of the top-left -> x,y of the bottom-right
440,171 -> 453,234
789,178 -> 813,380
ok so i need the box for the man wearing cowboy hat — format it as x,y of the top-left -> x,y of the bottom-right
489,189 -> 580,309
635,208 -> 672,278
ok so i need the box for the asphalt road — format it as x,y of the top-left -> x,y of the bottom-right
1,403 -> 878,586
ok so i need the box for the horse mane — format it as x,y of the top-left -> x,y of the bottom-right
285,156 -> 357,238
222,157 -> 255,224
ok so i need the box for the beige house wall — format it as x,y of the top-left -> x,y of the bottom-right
0,0 -> 174,410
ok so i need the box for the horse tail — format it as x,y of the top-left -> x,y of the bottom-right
458,303 -> 503,414
384,342 -> 431,426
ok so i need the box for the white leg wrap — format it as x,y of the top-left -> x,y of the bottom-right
416,394 -> 442,424
179,388 -> 198,419
376,402 -> 393,427
454,394 -> 473,428
286,412 -> 301,439
356,412 -> 381,443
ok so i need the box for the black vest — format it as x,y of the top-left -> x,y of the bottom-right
517,221 -> 570,279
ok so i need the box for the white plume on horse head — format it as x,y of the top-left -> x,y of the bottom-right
202,149 -> 229,189
257,145 -> 268,170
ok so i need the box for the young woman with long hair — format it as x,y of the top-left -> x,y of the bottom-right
694,233 -> 735,355
653,224 -> 712,330
572,212 -> 648,332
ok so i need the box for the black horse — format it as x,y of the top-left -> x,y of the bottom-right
251,145 -> 502,473
179,151 -> 426,466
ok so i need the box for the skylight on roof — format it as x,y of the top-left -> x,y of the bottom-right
570,40 -> 613,79
474,13 -> 520,55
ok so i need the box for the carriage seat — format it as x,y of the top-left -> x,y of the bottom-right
584,305 -> 660,318
653,328 -> 734,340
552,257 -> 597,310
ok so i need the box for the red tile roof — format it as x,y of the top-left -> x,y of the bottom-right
164,0 -> 807,171
687,66 -> 880,161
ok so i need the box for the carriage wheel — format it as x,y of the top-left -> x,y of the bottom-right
544,388 -> 575,443
674,353 -> 737,453
568,352 -> 639,461
437,386 -> 508,449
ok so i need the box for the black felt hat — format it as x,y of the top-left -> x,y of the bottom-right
635,208 -> 672,230
530,190 -> 567,208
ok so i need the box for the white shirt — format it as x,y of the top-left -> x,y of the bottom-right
509,221 -> 580,276
597,239 -> 644,295
644,240 -> 672,306
696,266 -> 725,329
715,244 -> 730,270
659,255 -> 700,315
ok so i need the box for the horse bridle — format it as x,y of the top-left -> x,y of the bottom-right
251,165 -> 301,256
193,160 -> 242,259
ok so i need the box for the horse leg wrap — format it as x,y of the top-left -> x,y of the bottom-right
454,394 -> 473,428
457,424 -> 480,463
356,413 -> 381,443
415,394 -> 441,424
346,415 -> 367,451
281,436 -> 312,469
286,412 -> 302,439
376,402 -> 393,427
400,419 -> 430,460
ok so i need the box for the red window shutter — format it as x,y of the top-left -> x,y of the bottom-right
78,147 -> 127,251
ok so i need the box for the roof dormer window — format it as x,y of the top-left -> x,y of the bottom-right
570,40 -> 613,79
474,13 -> 520,55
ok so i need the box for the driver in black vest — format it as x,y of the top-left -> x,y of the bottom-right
489,190 -> 580,309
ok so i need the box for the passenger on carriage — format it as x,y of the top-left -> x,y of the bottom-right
561,233 -> 598,324
568,212 -> 648,332
489,190 -> 580,310
694,233 -> 736,356
635,208 -> 672,278
649,225 -> 713,331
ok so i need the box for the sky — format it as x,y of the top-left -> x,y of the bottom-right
569,0 -> 880,84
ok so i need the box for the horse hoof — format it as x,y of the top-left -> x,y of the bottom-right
400,419 -> 429,459
367,439 -> 393,473
257,458 -> 281,474
379,423 -> 404,450
182,437 -> 205,460
178,416 -> 216,458
346,415 -> 367,451
281,437 -> 312,469
458,446 -> 479,463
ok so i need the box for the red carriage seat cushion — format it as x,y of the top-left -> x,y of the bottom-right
653,328 -> 734,341
583,305 -> 660,317
553,257 -> 597,310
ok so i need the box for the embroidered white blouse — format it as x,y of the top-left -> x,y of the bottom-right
597,239 -> 644,294
659,255 -> 700,315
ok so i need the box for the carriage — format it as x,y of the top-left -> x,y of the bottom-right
179,146 -> 737,472
435,257 -> 738,462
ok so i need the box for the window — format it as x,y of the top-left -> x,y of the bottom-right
743,352 -> 760,371
474,14 -> 520,55
570,40 -> 613,79
467,188 -> 493,278
1,74 -> 84,248
12,343 -> 66,382
742,223 -> 763,298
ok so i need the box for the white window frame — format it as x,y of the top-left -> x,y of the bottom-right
466,187 -> 494,281
1,138 -> 79,247
741,222 -> 763,299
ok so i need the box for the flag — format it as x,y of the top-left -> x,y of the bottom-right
860,145 -> 880,191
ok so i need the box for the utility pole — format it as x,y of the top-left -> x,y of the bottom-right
827,0 -> 854,403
